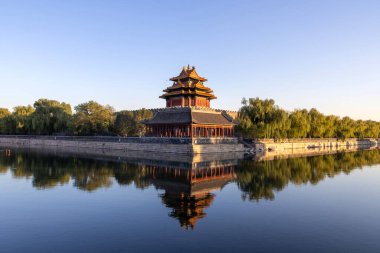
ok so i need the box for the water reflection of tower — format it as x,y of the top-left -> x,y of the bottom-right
144,162 -> 236,230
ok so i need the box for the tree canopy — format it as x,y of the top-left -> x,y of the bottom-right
72,101 -> 115,135
0,97 -> 379,138
236,97 -> 380,139
29,99 -> 73,135
114,109 -> 153,137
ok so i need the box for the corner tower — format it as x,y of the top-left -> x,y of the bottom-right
160,65 -> 216,108
144,66 -> 239,139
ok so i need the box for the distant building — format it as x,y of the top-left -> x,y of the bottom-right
144,66 -> 238,138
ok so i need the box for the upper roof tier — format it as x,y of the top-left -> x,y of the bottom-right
170,65 -> 208,82
160,66 -> 217,101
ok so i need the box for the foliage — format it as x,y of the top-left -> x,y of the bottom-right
0,108 -> 10,118
235,149 -> 380,201
1,97 -> 378,138
72,101 -> 115,135
0,108 -> 11,133
2,149 -> 380,198
114,109 -> 153,137
1,105 -> 35,134
236,98 -> 290,138
237,97 -> 380,139
29,99 -> 73,135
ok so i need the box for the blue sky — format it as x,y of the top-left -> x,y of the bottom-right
1,0 -> 379,120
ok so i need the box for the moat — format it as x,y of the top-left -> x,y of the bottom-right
1,148 -> 380,253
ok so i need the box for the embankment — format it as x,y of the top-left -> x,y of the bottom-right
0,135 -> 244,154
253,138 -> 378,152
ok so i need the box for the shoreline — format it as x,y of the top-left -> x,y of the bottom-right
0,135 -> 244,154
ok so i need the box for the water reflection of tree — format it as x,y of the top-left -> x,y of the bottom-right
0,151 -> 155,191
113,165 -> 150,189
1,149 -> 380,198
235,149 -> 380,201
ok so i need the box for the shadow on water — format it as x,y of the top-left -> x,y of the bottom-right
1,148 -> 380,229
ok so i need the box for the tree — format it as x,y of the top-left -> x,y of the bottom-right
29,99 -> 72,135
0,108 -> 10,134
354,120 -> 367,139
324,115 -> 339,138
236,98 -> 290,138
114,109 -> 153,137
308,108 -> 326,138
336,117 -> 356,139
72,101 -> 115,135
288,109 -> 310,138
0,108 -> 10,118
236,97 -> 380,139
6,105 -> 35,134
363,121 -> 380,138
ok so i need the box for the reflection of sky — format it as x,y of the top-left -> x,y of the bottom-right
1,1 -> 380,120
1,162 -> 380,252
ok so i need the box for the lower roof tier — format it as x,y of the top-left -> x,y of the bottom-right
144,107 -> 238,126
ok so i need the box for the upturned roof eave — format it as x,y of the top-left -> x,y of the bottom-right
170,76 -> 208,82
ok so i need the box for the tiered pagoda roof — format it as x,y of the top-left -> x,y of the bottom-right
154,174 -> 234,229
143,66 -> 239,138
159,65 -> 217,100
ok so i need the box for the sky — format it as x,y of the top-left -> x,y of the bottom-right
0,0 -> 379,120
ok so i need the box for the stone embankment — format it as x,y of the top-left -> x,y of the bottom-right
252,138 -> 378,152
254,145 -> 376,161
0,136 -> 244,154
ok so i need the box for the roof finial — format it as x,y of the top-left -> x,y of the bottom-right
187,64 -> 190,70
192,66 -> 195,70
182,66 -> 186,72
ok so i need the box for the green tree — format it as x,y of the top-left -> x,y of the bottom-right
288,109 -> 310,138
324,115 -> 339,138
363,121 -> 380,138
0,108 -> 11,134
336,117 -> 356,139
236,98 -> 290,138
308,108 -> 326,138
114,109 -> 153,137
73,101 -> 115,135
237,97 -> 380,139
0,108 -> 10,118
354,120 -> 367,138
29,99 -> 72,135
6,105 -> 35,134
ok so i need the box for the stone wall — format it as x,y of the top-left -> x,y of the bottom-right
0,136 -> 244,154
254,145 -> 377,161
253,138 -> 377,152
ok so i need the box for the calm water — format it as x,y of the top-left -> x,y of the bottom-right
1,149 -> 380,253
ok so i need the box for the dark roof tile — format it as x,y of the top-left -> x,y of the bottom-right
191,111 -> 234,125
145,108 -> 237,125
